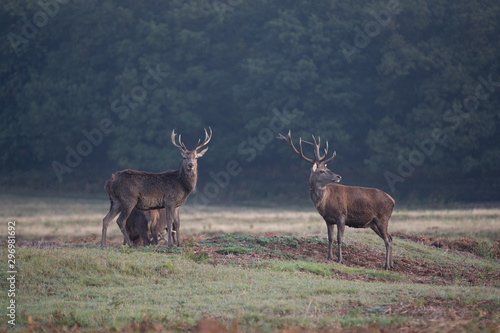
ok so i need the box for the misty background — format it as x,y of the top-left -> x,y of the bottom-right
1,0 -> 499,205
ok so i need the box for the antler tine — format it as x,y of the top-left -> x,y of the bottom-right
295,133 -> 335,164
305,135 -> 325,162
205,127 -> 213,144
171,129 -> 187,151
206,127 -> 213,143
316,137 -> 330,162
323,149 -> 336,165
277,131 -> 287,141
298,137 -> 308,160
321,141 -> 329,162
195,127 -> 212,151
277,130 -> 315,164
313,135 -> 319,147
178,134 -> 187,150
278,131 -> 298,155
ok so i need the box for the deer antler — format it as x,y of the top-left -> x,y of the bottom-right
277,130 -> 315,164
322,148 -> 336,165
194,127 -> 212,152
302,135 -> 336,164
278,130 -> 336,165
171,127 -> 212,152
302,135 -> 322,162
171,129 -> 187,151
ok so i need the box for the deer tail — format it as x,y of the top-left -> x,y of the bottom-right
104,173 -> 117,195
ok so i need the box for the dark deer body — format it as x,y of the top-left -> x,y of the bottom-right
102,128 -> 211,247
124,208 -> 175,246
124,208 -> 160,246
279,131 -> 395,270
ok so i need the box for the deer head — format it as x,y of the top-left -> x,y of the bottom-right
171,127 -> 212,173
278,130 -> 342,187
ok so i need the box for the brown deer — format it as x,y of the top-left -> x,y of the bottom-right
124,209 -> 176,246
278,131 -> 395,270
102,127 -> 212,247
123,208 -> 159,246
123,208 -> 160,246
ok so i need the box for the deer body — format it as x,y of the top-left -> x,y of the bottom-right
279,131 -> 394,270
124,208 -> 175,246
311,180 -> 394,268
101,128 -> 211,248
124,208 -> 160,246
109,169 -> 196,210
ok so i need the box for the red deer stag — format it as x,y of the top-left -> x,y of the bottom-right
278,131 -> 395,270
102,127 -> 212,247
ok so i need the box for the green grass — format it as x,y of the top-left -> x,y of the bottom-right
1,245 -> 498,331
216,246 -> 251,255
1,195 -> 499,332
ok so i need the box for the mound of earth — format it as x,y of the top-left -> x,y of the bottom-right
17,233 -> 498,286
189,234 -> 498,286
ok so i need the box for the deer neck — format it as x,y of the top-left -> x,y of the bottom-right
179,167 -> 198,193
309,179 -> 326,209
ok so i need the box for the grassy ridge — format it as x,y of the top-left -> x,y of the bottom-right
1,238 -> 498,331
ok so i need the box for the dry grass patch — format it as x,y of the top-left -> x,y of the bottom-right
3,193 -> 499,243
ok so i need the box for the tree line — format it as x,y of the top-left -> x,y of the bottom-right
1,0 -> 499,203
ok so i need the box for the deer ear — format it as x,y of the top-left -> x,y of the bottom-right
179,149 -> 188,158
312,163 -> 318,172
196,147 -> 208,158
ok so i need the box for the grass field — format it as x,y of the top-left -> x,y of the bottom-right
0,193 -> 499,332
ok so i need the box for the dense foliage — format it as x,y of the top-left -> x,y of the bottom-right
1,0 -> 499,202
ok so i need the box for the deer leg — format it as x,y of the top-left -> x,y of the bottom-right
388,235 -> 393,269
165,207 -> 175,247
326,222 -> 335,260
383,236 -> 392,270
151,221 -> 159,245
102,200 -> 120,247
173,207 -> 180,246
337,219 -> 345,264
149,212 -> 159,245
137,219 -> 151,246
371,220 -> 393,270
153,208 -> 168,244
153,209 -> 167,245
116,208 -> 134,247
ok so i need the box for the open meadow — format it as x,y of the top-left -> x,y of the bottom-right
0,193 -> 499,332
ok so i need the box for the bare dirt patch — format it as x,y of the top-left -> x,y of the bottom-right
189,235 -> 499,287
